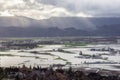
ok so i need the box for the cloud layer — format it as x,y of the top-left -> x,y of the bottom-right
0,0 -> 120,19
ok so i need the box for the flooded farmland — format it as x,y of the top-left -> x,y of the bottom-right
1,42 -> 120,71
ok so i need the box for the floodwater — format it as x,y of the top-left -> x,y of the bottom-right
0,44 -> 120,71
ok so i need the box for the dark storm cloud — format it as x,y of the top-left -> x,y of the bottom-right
37,0 -> 120,17
0,0 -> 120,19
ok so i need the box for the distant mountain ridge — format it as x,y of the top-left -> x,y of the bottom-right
0,16 -> 120,37
1,16 -> 120,29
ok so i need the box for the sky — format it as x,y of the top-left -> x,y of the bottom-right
0,0 -> 120,20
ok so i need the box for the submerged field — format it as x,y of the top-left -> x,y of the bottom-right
0,44 -> 120,71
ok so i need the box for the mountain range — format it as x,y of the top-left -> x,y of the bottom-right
0,16 -> 120,37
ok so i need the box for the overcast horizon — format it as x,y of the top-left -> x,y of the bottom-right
0,0 -> 120,20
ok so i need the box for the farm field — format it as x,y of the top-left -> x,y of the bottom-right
1,44 -> 120,71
